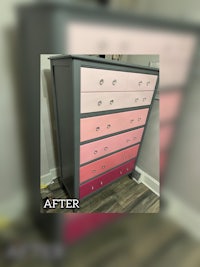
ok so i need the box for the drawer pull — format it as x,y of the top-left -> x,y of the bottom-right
92,169 -> 96,173
142,97 -> 147,102
110,99 -> 114,105
146,81 -> 150,86
99,79 -> 104,85
101,165 -> 106,169
94,150 -> 98,154
130,119 -> 134,124
96,126 -> 100,131
112,79 -> 117,86
126,139 -> 131,143
104,146 -> 109,151
138,81 -> 143,86
100,181 -> 103,185
120,170 -> 123,175
135,98 -> 139,103
107,124 -> 111,129
126,168 -> 129,171
91,186 -> 94,190
98,100 -> 102,106
133,136 -> 137,140
138,117 -> 142,121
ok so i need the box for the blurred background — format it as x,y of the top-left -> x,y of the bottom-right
0,0 -> 200,266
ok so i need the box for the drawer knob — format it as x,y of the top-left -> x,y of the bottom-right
107,124 -> 111,129
91,186 -> 94,190
110,99 -> 114,105
100,181 -> 103,185
94,150 -> 98,154
98,100 -> 102,106
126,168 -> 129,171
126,139 -> 131,143
101,165 -> 106,169
120,170 -> 123,175
99,79 -> 104,85
92,169 -> 96,173
104,146 -> 109,151
112,79 -> 117,86
143,97 -> 147,102
138,81 -> 143,86
146,81 -> 150,86
133,136 -> 137,140
138,117 -> 141,121
96,126 -> 100,131
130,119 -> 134,123
135,98 -> 139,103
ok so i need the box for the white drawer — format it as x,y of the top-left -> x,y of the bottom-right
81,91 -> 154,113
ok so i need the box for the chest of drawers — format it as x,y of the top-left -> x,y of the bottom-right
49,55 -> 159,202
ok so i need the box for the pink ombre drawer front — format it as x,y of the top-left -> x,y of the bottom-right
80,127 -> 144,164
81,91 -> 153,113
127,72 -> 157,91
80,159 -> 136,199
80,108 -> 148,142
81,67 -> 127,92
80,144 -> 139,183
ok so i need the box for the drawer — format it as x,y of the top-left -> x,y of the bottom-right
80,144 -> 139,183
81,67 -> 127,92
127,72 -> 157,91
79,175 -> 101,199
80,127 -> 144,164
81,91 -> 153,113
80,159 -> 136,199
80,108 -> 149,142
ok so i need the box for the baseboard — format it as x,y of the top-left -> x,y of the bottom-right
40,167 -> 58,187
134,166 -> 160,196
163,190 -> 200,240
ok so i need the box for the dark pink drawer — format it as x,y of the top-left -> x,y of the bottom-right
80,144 -> 139,183
80,127 -> 144,164
80,159 -> 136,199
81,91 -> 153,113
80,108 -> 149,142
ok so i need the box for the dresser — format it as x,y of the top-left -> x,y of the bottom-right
49,55 -> 159,201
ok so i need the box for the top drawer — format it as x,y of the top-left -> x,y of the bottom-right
81,67 -> 157,92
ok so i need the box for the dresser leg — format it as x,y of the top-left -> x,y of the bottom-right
128,169 -> 141,183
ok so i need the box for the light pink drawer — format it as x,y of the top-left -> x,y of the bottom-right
81,91 -> 153,113
80,127 -> 144,164
127,72 -> 157,91
80,108 -> 148,142
81,67 -> 127,92
80,144 -> 139,183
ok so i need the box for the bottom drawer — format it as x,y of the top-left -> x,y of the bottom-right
80,159 -> 136,199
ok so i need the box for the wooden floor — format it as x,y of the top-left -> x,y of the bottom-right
41,176 -> 159,213
68,215 -> 200,267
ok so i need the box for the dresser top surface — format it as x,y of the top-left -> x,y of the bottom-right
48,55 -> 159,73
